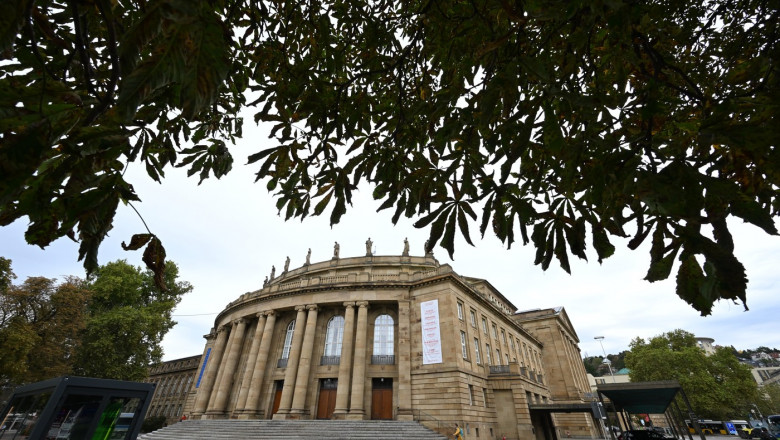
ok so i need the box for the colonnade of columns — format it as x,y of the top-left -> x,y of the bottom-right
191,300 -> 410,420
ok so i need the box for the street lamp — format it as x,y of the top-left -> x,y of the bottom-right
594,336 -> 616,382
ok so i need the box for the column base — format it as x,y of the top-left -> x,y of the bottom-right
331,409 -> 348,420
201,412 -> 228,420
345,412 -> 365,420
272,412 -> 290,420
235,411 -> 262,420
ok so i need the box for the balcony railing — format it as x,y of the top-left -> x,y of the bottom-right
489,365 -> 510,375
371,355 -> 395,365
277,358 -> 288,368
320,355 -> 340,365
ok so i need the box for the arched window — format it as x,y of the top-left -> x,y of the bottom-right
324,316 -> 345,356
282,320 -> 296,359
373,315 -> 394,356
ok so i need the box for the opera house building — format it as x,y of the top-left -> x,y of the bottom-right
152,250 -> 598,439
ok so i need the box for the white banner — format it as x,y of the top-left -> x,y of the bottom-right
420,300 -> 443,364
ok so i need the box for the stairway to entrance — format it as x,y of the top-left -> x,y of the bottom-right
137,419 -> 449,439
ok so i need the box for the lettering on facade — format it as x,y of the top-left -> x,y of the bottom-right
421,300 -> 443,364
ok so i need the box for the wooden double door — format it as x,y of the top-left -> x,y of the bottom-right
371,378 -> 393,420
316,378 -> 338,419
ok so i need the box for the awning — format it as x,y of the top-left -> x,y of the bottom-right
596,380 -> 682,414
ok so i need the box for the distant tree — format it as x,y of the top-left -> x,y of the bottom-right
2,0 -> 778,316
625,329 -> 759,420
0,270 -> 89,387
72,260 -> 191,381
583,356 -> 603,377
758,383 -> 780,415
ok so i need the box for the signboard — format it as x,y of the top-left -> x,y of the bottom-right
420,300 -> 443,364
196,347 -> 211,388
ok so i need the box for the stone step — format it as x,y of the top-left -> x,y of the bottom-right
138,419 -> 449,440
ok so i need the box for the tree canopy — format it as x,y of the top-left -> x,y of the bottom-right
625,329 -> 760,420
73,259 -> 191,381
1,0 -> 778,314
0,258 -> 190,385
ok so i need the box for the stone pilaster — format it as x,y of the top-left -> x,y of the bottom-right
234,313 -> 267,415
347,301 -> 369,419
290,305 -> 319,417
397,299 -> 413,420
192,325 -> 229,418
333,302 -> 356,418
241,311 -> 277,418
273,305 -> 307,419
207,318 -> 247,416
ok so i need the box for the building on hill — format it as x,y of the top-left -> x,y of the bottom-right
157,249 -> 599,439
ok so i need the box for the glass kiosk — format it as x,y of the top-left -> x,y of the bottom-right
0,376 -> 154,440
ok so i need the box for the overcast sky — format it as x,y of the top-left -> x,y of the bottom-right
2,116 -> 779,362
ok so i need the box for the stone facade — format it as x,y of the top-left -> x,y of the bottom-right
145,354 -> 201,424
177,253 -> 597,439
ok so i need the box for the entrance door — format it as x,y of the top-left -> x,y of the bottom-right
371,378 -> 393,420
316,379 -> 338,419
271,381 -> 284,416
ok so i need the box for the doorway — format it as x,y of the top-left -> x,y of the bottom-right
316,379 -> 338,419
271,380 -> 284,416
371,378 -> 393,420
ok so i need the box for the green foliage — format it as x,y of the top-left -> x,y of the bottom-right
0,271 -> 90,387
625,329 -> 760,420
758,383 -> 780,414
2,0 -> 779,314
73,260 -> 191,381
0,258 -> 190,386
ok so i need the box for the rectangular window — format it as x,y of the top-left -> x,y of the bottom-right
496,349 -> 501,365
468,385 -> 474,405
492,323 -> 498,339
470,310 -> 477,327
501,329 -> 507,344
505,354 -> 510,365
457,302 -> 464,320
510,337 -> 515,350
460,331 -> 468,359
482,388 -> 488,407
473,338 -> 481,364
485,344 -> 492,365
482,317 -> 488,334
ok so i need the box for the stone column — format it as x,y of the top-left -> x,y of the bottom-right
273,305 -> 307,419
207,318 -> 248,416
397,299 -> 413,420
192,325 -> 229,418
347,301 -> 369,419
240,311 -> 277,418
290,305 -> 319,416
333,302 -> 356,418
234,313 -> 267,415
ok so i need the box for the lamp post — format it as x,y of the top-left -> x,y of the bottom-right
594,336 -> 616,382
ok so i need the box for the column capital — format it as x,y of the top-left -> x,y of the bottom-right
343,301 -> 356,308
295,305 -> 307,312
356,301 -> 369,308
306,304 -> 318,311
234,318 -> 247,326
217,324 -> 229,333
263,310 -> 276,317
